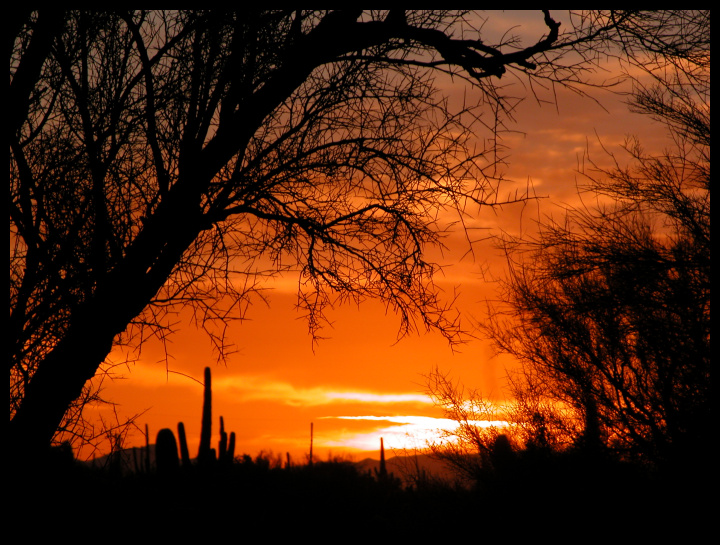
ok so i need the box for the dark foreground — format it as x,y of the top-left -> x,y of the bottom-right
10,450 -> 709,540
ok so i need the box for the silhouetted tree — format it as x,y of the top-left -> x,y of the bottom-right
10,10 -> 641,456
485,10 -> 710,467
423,367 -> 509,484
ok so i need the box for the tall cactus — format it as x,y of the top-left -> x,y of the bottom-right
374,437 -> 388,481
379,437 -> 387,478
309,422 -> 314,467
198,366 -> 213,464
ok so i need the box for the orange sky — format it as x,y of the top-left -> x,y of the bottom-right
79,11 -> 671,464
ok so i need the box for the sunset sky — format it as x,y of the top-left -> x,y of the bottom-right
81,11 -> 671,464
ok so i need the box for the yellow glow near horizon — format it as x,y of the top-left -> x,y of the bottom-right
321,415 -> 510,453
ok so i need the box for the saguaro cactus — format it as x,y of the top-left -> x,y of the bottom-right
198,367 -> 213,464
379,437 -> 387,478
156,428 -> 180,473
177,422 -> 191,467
227,431 -> 236,462
309,422 -> 314,467
218,416 -> 235,465
152,366 -> 239,470
374,437 -> 397,485
219,416 -> 227,458
374,437 -> 388,481
144,423 -> 151,473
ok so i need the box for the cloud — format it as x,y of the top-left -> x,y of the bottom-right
320,415 -> 509,451
325,392 -> 432,404
328,414 -> 507,428
212,375 -> 435,408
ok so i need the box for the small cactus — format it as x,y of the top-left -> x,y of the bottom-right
156,428 -> 180,473
177,422 -> 191,467
218,416 -> 236,465
144,423 -> 151,473
219,416 -> 228,459
227,431 -> 236,462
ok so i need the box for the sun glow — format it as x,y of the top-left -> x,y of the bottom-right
321,415 -> 510,452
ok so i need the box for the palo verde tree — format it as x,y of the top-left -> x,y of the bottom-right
10,10 -> 637,456
485,10 -> 710,468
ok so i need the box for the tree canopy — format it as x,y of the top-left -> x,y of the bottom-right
484,10 -> 710,468
10,10 -> 648,455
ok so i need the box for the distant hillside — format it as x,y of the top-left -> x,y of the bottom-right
81,445 -> 155,473
349,452 -> 461,485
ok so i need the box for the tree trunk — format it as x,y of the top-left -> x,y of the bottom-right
10,306 -> 120,457
10,210 -> 204,457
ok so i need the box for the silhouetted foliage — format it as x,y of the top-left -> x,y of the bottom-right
485,10 -> 710,468
424,367 -> 512,485
14,443 -> 710,542
10,10 -> 645,455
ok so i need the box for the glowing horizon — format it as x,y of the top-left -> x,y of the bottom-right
321,415 -> 510,453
